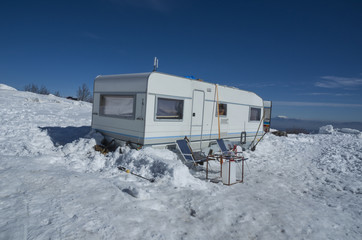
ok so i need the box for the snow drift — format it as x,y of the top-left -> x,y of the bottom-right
0,83 -> 17,91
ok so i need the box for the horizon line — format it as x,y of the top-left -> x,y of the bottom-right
274,101 -> 362,108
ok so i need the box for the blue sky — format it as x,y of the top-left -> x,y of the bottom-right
1,0 -> 361,121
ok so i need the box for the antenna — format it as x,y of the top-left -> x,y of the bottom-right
153,57 -> 158,71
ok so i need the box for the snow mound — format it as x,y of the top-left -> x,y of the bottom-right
0,83 -> 17,91
319,125 -> 334,134
117,147 -> 206,188
319,125 -> 361,136
340,128 -> 360,134
62,138 -> 105,171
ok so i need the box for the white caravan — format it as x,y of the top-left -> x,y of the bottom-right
91,72 -> 272,151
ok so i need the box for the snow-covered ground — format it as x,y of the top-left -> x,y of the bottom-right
1,85 -> 361,239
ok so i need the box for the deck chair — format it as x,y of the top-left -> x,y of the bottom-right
176,139 -> 209,165
216,139 -> 231,156
216,139 -> 247,161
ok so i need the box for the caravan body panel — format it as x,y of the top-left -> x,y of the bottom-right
92,72 -> 269,150
92,73 -> 150,144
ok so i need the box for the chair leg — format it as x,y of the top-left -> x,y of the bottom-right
206,158 -> 209,179
220,156 -> 223,178
241,159 -> 244,183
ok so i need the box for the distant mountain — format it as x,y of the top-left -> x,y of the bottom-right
271,117 -> 362,132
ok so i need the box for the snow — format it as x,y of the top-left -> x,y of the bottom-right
1,87 -> 361,239
0,83 -> 17,91
340,128 -> 360,135
319,124 -> 335,134
319,125 -> 361,137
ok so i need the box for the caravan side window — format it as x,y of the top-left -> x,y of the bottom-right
249,107 -> 261,121
100,95 -> 135,119
156,97 -> 184,120
216,103 -> 227,117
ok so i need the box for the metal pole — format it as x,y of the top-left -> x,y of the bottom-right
216,84 -> 220,139
228,160 -> 231,185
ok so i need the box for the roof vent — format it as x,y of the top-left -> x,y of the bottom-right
153,57 -> 159,72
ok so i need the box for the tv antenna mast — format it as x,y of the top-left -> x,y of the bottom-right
153,57 -> 159,71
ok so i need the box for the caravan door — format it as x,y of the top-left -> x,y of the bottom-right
190,90 -> 205,142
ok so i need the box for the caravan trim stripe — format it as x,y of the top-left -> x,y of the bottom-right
94,128 -> 263,141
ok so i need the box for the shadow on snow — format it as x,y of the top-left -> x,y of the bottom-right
40,126 -> 92,146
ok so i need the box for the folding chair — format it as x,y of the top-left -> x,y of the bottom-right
176,139 -> 217,180
216,139 -> 246,161
216,139 -> 232,156
176,139 -> 208,165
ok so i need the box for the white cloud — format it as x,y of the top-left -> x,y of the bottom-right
334,93 -> 354,97
274,101 -> 362,108
301,92 -> 353,96
316,76 -> 362,88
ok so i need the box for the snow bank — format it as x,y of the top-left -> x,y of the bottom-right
0,83 -> 17,91
319,125 -> 361,137
0,88 -> 204,188
340,128 -> 360,134
62,138 -> 106,171
319,124 -> 334,134
117,147 -> 206,188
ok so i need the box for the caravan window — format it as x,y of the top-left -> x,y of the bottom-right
216,103 -> 227,117
250,107 -> 261,121
156,97 -> 184,120
100,95 -> 135,118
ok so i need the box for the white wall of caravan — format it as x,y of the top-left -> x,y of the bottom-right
190,80 -> 264,143
94,73 -> 149,92
92,72 -> 266,148
147,73 -> 193,98
144,73 -> 265,146
92,93 -> 147,144
215,85 -> 264,138
92,74 -> 149,144
143,94 -> 192,145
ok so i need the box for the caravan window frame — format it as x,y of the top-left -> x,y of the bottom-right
99,94 -> 136,119
215,103 -> 227,117
249,107 -> 262,122
154,96 -> 184,122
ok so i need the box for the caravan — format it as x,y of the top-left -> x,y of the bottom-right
91,72 -> 271,151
